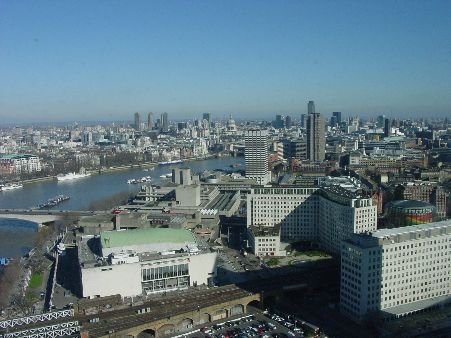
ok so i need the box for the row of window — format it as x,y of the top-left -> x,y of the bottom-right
141,263 -> 189,281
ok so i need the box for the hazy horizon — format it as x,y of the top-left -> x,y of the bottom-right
1,1 -> 450,123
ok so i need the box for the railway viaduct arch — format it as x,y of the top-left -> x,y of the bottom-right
98,293 -> 261,338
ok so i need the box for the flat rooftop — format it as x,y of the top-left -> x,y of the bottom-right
100,228 -> 195,249
372,219 -> 451,239
249,224 -> 281,237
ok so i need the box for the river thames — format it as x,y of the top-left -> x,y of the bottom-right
0,157 -> 244,211
0,157 -> 244,257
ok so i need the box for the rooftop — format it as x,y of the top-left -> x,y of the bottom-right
386,199 -> 435,210
372,219 -> 451,239
0,153 -> 35,159
100,228 -> 195,249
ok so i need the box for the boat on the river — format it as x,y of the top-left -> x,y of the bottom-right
0,183 -> 23,191
158,160 -> 183,166
57,172 -> 91,182
159,173 -> 172,178
38,195 -> 70,209
127,176 -> 151,184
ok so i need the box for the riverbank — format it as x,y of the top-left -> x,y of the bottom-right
5,153 -> 233,185
0,156 -> 243,211
87,153 -> 229,175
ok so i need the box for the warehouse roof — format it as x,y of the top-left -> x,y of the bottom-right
100,228 -> 195,249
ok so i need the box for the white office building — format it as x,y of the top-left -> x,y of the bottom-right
247,224 -> 285,257
341,220 -> 451,322
79,228 -> 217,298
246,176 -> 377,256
318,186 -> 377,254
247,187 -> 319,242
245,129 -> 271,185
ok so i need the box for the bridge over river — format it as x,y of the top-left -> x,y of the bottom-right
0,209 -> 102,226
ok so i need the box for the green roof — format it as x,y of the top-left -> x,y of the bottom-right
100,228 -> 195,248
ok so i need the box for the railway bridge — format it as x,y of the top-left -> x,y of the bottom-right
81,285 -> 261,338
102,292 -> 260,338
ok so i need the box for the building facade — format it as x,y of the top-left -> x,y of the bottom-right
306,101 -> 325,162
0,153 -> 41,175
341,220 -> 451,322
134,112 -> 141,131
79,228 -> 217,298
245,129 -> 271,185
246,178 -> 377,255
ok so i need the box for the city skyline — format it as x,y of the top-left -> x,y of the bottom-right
1,1 -> 451,123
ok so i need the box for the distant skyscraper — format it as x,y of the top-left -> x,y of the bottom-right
306,101 -> 325,162
161,112 -> 169,132
330,116 -> 338,126
384,118 -> 392,137
245,129 -> 271,185
134,112 -> 140,131
202,112 -> 211,125
308,100 -> 315,114
377,115 -> 386,128
332,112 -> 342,125
274,115 -> 285,129
147,112 -> 154,130
300,114 -> 307,128
285,115 -> 292,128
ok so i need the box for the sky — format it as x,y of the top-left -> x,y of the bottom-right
0,0 -> 450,123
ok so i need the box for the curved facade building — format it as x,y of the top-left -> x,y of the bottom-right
385,200 -> 437,227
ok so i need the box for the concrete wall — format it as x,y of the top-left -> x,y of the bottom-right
82,263 -> 142,298
188,252 -> 217,286
176,185 -> 201,206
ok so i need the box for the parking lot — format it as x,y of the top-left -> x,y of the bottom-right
168,311 -> 320,338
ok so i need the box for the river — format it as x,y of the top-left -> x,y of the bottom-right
0,157 -> 244,257
0,156 -> 244,211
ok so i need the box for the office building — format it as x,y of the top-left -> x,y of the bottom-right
306,101 -> 325,161
202,112 -> 211,126
392,181 -> 448,219
274,115 -> 285,129
79,228 -> 217,298
340,220 -> 451,322
285,115 -> 292,128
245,129 -> 271,185
246,176 -> 377,255
147,112 -> 154,130
247,186 -> 319,243
384,118 -> 392,137
282,139 -> 307,161
300,114 -> 307,128
161,112 -> 169,132
333,111 -> 342,125
134,112 -> 141,131
308,100 -> 315,114
247,225 -> 285,257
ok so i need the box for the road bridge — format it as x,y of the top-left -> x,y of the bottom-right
0,213 -> 60,227
0,209 -> 102,221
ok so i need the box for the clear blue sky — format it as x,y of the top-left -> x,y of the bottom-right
1,0 -> 450,123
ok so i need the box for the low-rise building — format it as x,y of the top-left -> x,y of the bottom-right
247,225 -> 285,257
79,228 -> 217,298
0,153 -> 41,175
